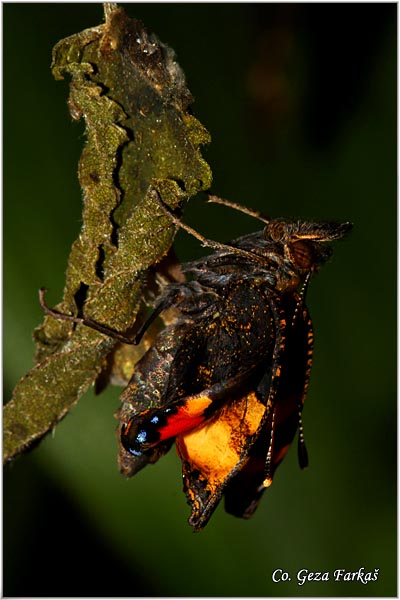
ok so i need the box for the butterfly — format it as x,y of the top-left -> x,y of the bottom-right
41,195 -> 352,530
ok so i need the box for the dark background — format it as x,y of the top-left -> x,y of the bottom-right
4,3 -> 396,597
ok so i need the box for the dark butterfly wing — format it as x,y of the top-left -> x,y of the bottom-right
224,301 -> 314,518
116,318 -> 194,476
176,390 -> 269,530
175,293 -> 288,531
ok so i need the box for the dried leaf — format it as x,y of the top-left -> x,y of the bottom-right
4,5 -> 212,463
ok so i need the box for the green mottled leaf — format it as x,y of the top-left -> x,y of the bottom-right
4,5 -> 212,463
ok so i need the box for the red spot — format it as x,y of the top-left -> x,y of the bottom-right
157,395 -> 213,441
158,409 -> 206,441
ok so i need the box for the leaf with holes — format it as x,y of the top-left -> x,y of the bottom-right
4,5 -> 212,464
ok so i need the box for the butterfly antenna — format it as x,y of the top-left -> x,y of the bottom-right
153,192 -> 266,265
207,194 -> 270,225
263,407 -> 277,488
297,406 -> 309,469
291,271 -> 312,328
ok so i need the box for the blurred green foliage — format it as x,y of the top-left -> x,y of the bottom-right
4,4 -> 396,597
